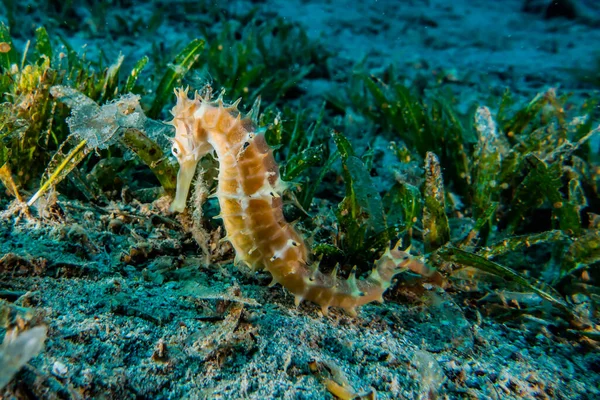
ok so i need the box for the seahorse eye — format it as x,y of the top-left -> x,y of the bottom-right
171,143 -> 181,157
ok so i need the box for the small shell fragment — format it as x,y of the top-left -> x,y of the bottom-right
52,361 -> 69,378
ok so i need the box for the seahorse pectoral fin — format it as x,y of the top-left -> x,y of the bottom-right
170,159 -> 198,212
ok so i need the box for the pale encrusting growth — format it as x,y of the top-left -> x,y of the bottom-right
168,88 -> 423,316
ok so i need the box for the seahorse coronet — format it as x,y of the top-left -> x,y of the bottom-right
168,88 -> 429,316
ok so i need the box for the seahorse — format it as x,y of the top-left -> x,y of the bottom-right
168,88 -> 429,316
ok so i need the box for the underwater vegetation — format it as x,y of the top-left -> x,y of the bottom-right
327,68 -> 599,332
0,4 -> 599,397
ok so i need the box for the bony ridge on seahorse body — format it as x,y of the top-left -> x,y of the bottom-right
168,87 -> 430,316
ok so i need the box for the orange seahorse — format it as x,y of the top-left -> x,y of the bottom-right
168,88 -> 430,316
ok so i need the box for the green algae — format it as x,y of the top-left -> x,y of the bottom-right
148,38 -> 204,118
423,152 -> 450,253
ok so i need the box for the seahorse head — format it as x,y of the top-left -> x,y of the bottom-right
169,88 -> 213,212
